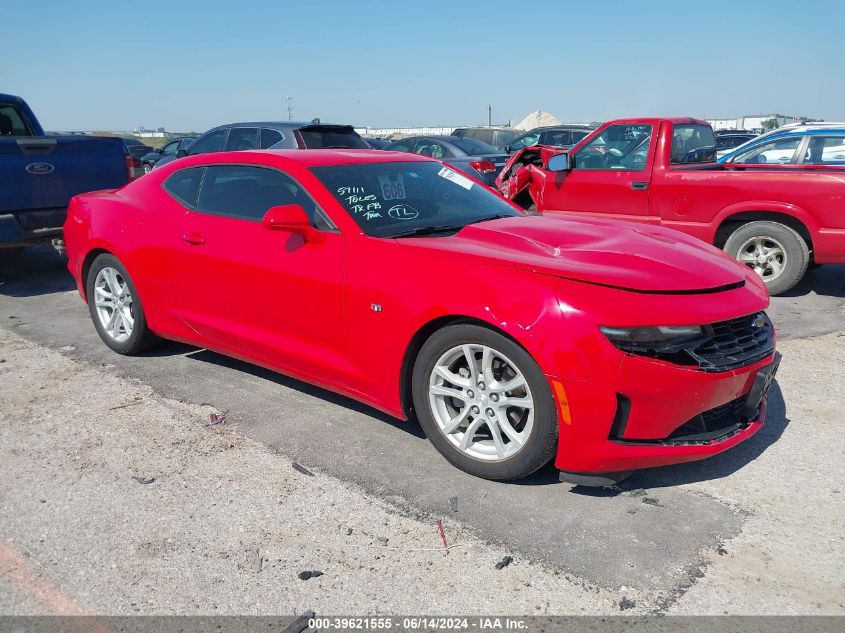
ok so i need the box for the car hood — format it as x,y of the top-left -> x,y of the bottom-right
404,215 -> 748,293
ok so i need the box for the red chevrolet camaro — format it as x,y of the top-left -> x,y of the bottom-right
64,149 -> 779,485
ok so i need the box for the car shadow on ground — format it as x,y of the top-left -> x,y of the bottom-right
145,341 -> 427,439
780,264 -> 845,298
145,341 -> 790,490
0,246 -> 75,298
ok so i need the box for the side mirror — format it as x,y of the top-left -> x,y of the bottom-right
547,153 -> 572,172
176,149 -> 187,158
262,204 -> 324,243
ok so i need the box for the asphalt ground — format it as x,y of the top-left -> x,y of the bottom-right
1,246 -> 843,614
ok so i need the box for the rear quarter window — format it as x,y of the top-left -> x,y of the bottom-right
163,167 -> 205,207
0,104 -> 31,136
671,124 -> 716,164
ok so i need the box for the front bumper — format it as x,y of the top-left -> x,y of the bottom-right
552,349 -> 778,474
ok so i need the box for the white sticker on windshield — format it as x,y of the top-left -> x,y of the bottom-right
378,174 -> 406,200
437,166 -> 473,190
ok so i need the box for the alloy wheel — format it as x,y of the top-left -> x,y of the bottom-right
736,235 -> 787,282
93,267 -> 134,343
428,344 -> 534,462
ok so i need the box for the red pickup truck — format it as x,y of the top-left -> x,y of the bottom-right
496,117 -> 845,294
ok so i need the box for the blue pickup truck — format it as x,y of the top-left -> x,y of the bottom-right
0,93 -> 129,249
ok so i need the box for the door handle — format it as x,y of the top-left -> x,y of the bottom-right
181,231 -> 206,245
631,181 -> 649,190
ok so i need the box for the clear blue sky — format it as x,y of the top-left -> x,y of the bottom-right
2,0 -> 843,132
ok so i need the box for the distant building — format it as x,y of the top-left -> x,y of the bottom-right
707,114 -> 822,132
355,126 -> 457,138
134,126 -> 167,138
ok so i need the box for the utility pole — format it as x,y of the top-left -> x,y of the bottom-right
285,96 -> 293,121
487,104 -> 492,126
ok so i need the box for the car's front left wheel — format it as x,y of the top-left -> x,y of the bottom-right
412,324 -> 558,480
86,253 -> 158,355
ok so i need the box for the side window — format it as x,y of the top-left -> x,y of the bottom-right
225,127 -> 260,151
0,104 -> 30,136
179,138 -> 195,151
415,141 -> 447,159
161,141 -> 180,155
162,167 -> 204,207
188,129 -> 227,155
542,130 -> 572,146
195,165 -> 333,229
570,130 -> 589,144
804,136 -> 845,165
574,124 -> 652,170
731,137 -> 801,165
260,128 -> 284,148
386,139 -> 416,153
670,124 -> 715,164
476,130 -> 495,145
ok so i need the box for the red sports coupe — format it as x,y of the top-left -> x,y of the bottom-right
64,149 -> 779,485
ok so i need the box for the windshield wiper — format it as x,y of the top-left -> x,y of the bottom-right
471,214 -> 516,224
389,225 -> 467,238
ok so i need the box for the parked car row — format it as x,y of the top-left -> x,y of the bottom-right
140,136 -> 196,173
151,119 -> 369,170
381,136 -> 508,185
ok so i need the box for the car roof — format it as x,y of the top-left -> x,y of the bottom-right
206,121 -> 353,132
164,149 -> 432,170
453,126 -> 514,132
762,126 -> 845,137
522,125 -> 594,132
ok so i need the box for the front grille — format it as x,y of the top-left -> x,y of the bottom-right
611,312 -> 774,372
689,313 -> 774,372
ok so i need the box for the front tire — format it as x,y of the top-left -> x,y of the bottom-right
412,324 -> 558,480
86,253 -> 158,354
724,221 -> 809,295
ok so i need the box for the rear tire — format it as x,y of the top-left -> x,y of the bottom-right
412,324 -> 558,480
723,221 -> 809,295
86,253 -> 158,355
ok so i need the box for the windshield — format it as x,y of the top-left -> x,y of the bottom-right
310,161 -> 520,238
510,132 -> 540,151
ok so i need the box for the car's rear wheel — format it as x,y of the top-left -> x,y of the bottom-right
86,253 -> 158,355
724,221 -> 809,295
412,324 -> 558,480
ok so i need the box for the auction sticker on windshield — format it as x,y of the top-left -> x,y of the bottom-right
378,174 -> 405,200
438,166 -> 473,190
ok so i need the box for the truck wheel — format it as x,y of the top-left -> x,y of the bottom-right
724,221 -> 809,295
412,324 -> 558,481
86,253 -> 158,355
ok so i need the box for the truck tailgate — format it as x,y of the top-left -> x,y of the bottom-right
0,135 -> 128,215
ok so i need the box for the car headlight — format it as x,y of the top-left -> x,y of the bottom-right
600,325 -> 704,351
